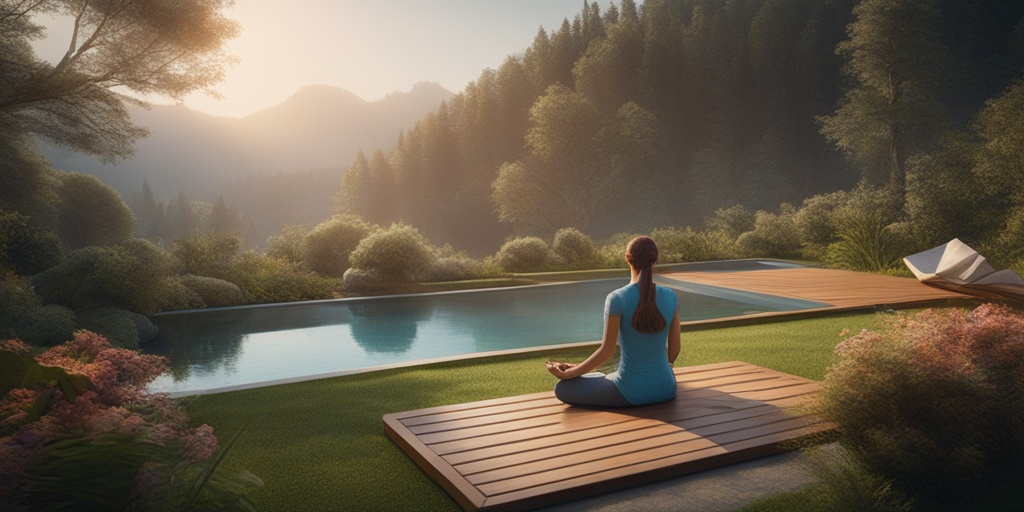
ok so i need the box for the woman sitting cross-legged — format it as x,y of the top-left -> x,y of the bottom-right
545,235 -> 681,407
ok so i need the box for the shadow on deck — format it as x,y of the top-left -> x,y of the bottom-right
384,361 -> 832,511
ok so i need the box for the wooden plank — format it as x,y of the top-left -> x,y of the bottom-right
384,361 -> 833,511
383,413 -> 487,511
481,422 -> 827,511
662,267 -> 968,309
474,415 -> 819,494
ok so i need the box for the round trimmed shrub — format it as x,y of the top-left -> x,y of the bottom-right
221,251 -> 336,304
0,277 -> 76,346
705,204 -> 755,240
427,255 -> 482,282
0,210 -> 66,276
54,172 -> 136,249
157,277 -> 206,311
31,238 -> 172,315
495,237 -> 552,273
177,274 -> 244,308
342,267 -> 389,293
552,228 -> 596,268
735,204 -> 801,258
303,215 -> 373,277
349,223 -> 437,283
796,190 -> 850,249
266,224 -> 309,264
79,308 -> 159,346
170,231 -> 240,277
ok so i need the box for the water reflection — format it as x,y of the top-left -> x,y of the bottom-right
141,272 -> 823,394
441,282 -> 607,352
149,304 -> 353,380
348,297 -> 432,354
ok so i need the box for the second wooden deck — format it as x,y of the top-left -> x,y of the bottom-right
661,267 -> 972,328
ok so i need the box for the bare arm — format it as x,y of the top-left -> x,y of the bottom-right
546,315 -> 620,380
667,310 -> 680,365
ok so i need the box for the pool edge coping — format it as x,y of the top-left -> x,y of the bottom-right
162,296 -> 978,398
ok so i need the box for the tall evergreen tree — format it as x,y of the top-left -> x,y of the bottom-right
129,180 -> 165,241
165,191 -> 197,241
208,195 -> 241,234
819,0 -> 950,188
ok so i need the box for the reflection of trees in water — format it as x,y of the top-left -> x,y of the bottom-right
147,316 -> 245,381
348,298 -> 433,354
148,304 -> 352,381
437,282 -> 610,352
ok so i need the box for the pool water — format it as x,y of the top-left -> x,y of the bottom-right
145,272 -> 828,395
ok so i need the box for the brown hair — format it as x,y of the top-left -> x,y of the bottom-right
626,236 -> 665,333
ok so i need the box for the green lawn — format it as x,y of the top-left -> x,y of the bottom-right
182,311 -> 887,511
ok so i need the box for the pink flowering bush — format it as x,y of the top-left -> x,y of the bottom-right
0,331 -> 259,510
822,304 -> 1024,500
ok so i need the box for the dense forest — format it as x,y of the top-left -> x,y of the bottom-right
335,0 -> 1024,255
3,0 -> 1024,350
4,1 -> 1024,508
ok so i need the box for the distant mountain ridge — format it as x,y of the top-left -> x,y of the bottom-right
41,82 -> 455,201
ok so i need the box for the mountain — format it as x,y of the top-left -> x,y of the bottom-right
41,82 -> 455,202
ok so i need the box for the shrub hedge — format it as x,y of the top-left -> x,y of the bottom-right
495,237 -> 551,273
349,223 -> 436,283
821,304 -> 1024,504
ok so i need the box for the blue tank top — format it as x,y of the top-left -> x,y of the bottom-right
605,282 -> 679,405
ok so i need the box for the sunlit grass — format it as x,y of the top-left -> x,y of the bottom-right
181,311 -> 886,511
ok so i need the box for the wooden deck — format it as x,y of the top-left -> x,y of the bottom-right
663,267 -> 967,308
384,361 -> 832,511
662,267 -> 972,329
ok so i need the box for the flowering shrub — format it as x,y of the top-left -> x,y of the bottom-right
821,304 -> 1024,501
0,331 -> 260,510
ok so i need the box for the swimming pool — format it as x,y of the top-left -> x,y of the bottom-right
145,264 -> 828,395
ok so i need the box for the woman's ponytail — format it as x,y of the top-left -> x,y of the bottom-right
626,236 -> 665,333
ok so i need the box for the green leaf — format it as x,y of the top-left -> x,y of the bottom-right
19,357 -> 44,388
27,388 -> 56,422
0,350 -> 33,394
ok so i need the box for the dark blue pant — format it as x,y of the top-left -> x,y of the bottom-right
553,372 -> 630,407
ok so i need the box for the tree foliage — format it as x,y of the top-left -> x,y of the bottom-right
0,0 -> 238,161
819,0 -> 951,188
329,0 -> 1021,257
54,172 -> 136,249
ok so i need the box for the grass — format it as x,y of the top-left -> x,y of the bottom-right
181,311 -> 887,511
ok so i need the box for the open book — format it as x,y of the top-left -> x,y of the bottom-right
904,238 -> 1024,301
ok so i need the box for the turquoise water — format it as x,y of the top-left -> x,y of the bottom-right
145,269 -> 828,395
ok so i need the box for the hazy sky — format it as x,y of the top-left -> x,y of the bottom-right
36,1 -> 606,118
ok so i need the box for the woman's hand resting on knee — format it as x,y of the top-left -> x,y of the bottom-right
545,361 -> 577,380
